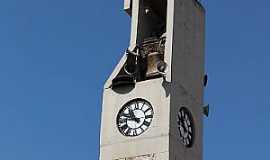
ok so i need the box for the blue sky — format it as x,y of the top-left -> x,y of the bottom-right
0,0 -> 269,159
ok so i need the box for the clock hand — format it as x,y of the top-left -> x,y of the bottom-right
127,108 -> 145,124
128,108 -> 136,119
136,116 -> 145,119
134,117 -> 141,123
122,113 -> 131,118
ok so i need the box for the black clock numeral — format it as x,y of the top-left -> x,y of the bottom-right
137,128 -> 142,134
145,115 -> 153,119
178,113 -> 182,120
134,101 -> 139,109
126,128 -> 132,135
118,118 -> 127,124
130,103 -> 135,110
128,106 -> 133,113
186,138 -> 191,145
187,135 -> 192,141
139,102 -> 145,110
133,129 -> 138,136
144,108 -> 151,113
120,112 -> 130,118
143,121 -> 150,126
185,114 -> 188,120
189,127 -> 192,133
120,124 -> 128,131
187,120 -> 191,126
140,101 -> 145,109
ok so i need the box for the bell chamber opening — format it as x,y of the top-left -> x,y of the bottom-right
112,0 -> 168,88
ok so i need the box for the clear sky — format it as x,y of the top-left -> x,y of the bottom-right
0,0 -> 269,160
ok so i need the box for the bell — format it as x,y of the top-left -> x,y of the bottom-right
124,49 -> 137,75
146,52 -> 164,78
203,104 -> 210,117
203,74 -> 208,87
112,74 -> 135,88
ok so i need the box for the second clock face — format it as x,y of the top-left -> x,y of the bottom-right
177,107 -> 194,148
117,99 -> 154,137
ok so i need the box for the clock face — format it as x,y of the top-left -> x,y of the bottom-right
117,99 -> 154,137
177,107 -> 194,147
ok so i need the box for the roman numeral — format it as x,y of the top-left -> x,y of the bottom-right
126,128 -> 132,135
145,115 -> 153,119
133,129 -> 138,136
120,113 -> 130,118
178,113 -> 182,119
144,108 -> 151,113
188,134 -> 192,141
118,118 -> 127,124
143,121 -> 150,126
120,124 -> 128,131
186,138 -> 190,145
134,102 -> 139,109
141,101 -> 145,109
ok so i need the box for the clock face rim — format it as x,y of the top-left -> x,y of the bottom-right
177,107 -> 195,148
116,98 -> 154,137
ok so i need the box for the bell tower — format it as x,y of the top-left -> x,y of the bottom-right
100,0 -> 206,159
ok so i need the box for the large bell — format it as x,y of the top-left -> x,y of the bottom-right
140,36 -> 165,79
146,52 -> 164,78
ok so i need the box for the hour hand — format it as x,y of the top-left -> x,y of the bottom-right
128,108 -> 136,119
134,117 -> 141,123
121,113 -> 131,118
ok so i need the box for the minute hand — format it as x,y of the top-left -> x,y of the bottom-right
128,108 -> 136,119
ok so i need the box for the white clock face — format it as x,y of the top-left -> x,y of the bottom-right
117,99 -> 154,137
177,107 -> 194,147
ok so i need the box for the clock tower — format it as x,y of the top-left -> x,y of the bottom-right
100,0 -> 206,159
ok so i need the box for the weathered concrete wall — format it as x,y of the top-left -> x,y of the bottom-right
169,0 -> 205,159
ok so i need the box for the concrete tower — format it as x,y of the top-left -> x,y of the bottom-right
100,0 -> 205,159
